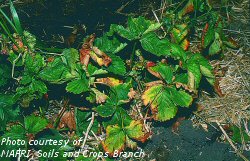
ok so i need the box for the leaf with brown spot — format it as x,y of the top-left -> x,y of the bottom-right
96,77 -> 123,87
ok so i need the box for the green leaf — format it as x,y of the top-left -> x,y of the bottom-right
106,54 -> 126,75
103,107 -> 132,128
203,25 -> 215,48
108,16 -> 160,40
94,35 -> 127,54
140,32 -> 171,56
24,114 -> 48,134
0,94 -> 20,131
167,87 -> 193,107
174,73 -> 188,85
150,62 -> 173,83
230,126 -> 250,143
0,124 -> 26,152
187,62 -> 202,91
62,48 -> 80,70
87,64 -> 107,76
76,110 -> 98,135
25,54 -> 45,74
186,54 -> 215,88
102,125 -> 126,154
29,79 -> 47,94
208,32 -> 222,55
110,83 -> 131,105
0,64 -> 11,87
95,98 -> 116,117
9,0 -> 23,35
66,77 -> 89,94
39,58 -> 73,84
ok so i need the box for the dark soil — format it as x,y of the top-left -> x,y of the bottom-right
143,120 -> 250,161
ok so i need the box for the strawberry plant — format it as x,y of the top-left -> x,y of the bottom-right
0,0 -> 239,160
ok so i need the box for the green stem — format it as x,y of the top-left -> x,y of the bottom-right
130,41 -> 137,69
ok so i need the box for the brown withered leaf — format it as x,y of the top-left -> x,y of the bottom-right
128,88 -> 137,100
92,47 -> 112,67
79,34 -> 95,66
214,78 -> 224,97
79,34 -> 112,67
92,88 -> 108,104
58,109 -> 76,131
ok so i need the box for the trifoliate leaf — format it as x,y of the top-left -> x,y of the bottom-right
30,79 -> 47,94
110,83 -> 131,105
66,77 -> 89,94
24,114 -> 48,134
167,87 -> 193,107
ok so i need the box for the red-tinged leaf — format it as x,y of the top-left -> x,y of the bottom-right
125,120 -> 150,142
92,47 -> 112,67
224,37 -> 239,49
146,61 -> 156,67
178,0 -> 194,18
102,125 -> 126,156
214,78 -> 224,97
79,34 -> 95,66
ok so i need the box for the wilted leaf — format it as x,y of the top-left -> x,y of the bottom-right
125,120 -> 148,142
58,109 -> 76,131
91,88 -> 108,104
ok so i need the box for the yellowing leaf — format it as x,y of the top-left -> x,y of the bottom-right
96,77 -> 123,87
142,84 -> 192,121
171,24 -> 189,50
125,120 -> 145,141
102,125 -> 126,156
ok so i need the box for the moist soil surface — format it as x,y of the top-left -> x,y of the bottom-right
143,120 -> 250,161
